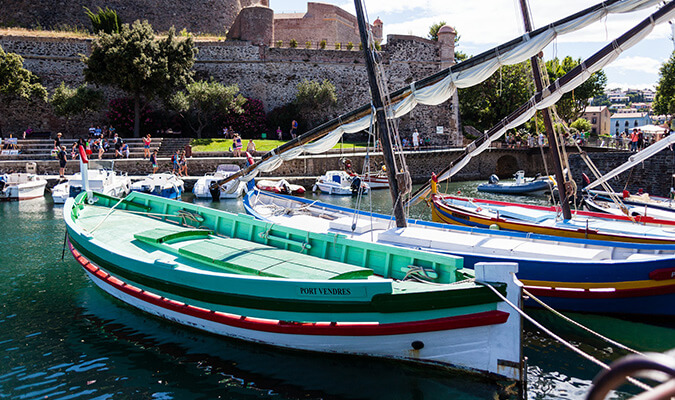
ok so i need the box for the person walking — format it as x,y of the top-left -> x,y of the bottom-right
58,145 -> 67,179
276,126 -> 282,140
630,129 -> 639,152
412,129 -> 420,150
290,120 -> 298,139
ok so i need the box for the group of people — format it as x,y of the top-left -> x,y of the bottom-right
171,149 -> 188,177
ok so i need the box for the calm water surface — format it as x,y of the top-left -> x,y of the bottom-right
1,181 -> 673,399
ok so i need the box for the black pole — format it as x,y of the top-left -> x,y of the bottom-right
518,0 -> 572,220
353,0 -> 407,228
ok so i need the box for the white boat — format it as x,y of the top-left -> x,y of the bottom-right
361,170 -> 389,189
193,164 -> 246,200
313,170 -> 369,195
256,179 -> 305,195
51,161 -> 130,204
130,173 -> 184,200
0,173 -> 47,201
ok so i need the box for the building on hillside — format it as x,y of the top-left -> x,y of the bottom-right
272,2 -> 382,48
608,94 -> 629,103
582,106 -> 611,135
610,112 -> 651,135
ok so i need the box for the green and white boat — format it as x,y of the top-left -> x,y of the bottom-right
64,191 -> 524,382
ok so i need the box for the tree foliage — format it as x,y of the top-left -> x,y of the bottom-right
50,82 -> 104,118
0,45 -> 48,132
570,117 -> 591,133
458,61 -> 535,133
83,20 -> 197,137
293,79 -> 338,129
84,6 -> 121,34
168,80 -> 246,138
654,51 -> 675,116
545,56 -> 606,123
428,21 -> 447,41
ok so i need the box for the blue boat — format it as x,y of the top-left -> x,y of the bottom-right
477,171 -> 553,195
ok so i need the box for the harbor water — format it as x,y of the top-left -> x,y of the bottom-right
1,181 -> 674,399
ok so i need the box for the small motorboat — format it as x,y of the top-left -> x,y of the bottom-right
130,173 -> 184,199
193,164 -> 246,200
477,171 -> 553,195
0,173 -> 47,201
361,170 -> 389,189
256,179 -> 305,196
313,170 -> 369,195
52,161 -> 130,204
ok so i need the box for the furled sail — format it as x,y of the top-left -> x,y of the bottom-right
217,0 -> 666,186
407,1 -> 675,206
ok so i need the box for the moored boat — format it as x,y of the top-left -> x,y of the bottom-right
63,190 -> 524,382
0,173 -> 47,201
477,171 -> 553,195
361,170 -> 389,189
130,173 -> 184,199
256,179 -> 305,195
51,161 -> 130,204
244,187 -> 675,317
313,170 -> 370,195
193,164 -> 246,200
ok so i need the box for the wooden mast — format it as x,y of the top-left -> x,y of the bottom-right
518,0 -> 572,220
353,0 -> 407,228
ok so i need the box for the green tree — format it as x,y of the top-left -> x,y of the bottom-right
83,20 -> 197,137
84,6 -> 121,34
428,21 -> 446,41
168,80 -> 246,138
545,56 -> 606,123
50,82 -> 104,120
0,46 -> 48,133
294,79 -> 337,129
654,51 -> 675,117
570,117 -> 591,133
458,61 -> 534,133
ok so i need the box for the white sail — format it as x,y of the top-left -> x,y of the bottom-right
240,0 -> 665,181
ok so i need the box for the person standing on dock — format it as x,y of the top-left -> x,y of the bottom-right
412,129 -> 420,150
58,146 -> 67,179
143,134 -> 152,159
290,120 -> 298,139
150,149 -> 158,174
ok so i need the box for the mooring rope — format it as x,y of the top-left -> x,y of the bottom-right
522,288 -> 644,356
478,281 -> 653,392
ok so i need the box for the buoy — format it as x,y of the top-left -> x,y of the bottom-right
489,224 -> 500,230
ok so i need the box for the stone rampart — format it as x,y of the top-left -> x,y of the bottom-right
1,33 -> 459,146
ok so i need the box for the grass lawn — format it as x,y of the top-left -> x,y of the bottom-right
190,138 -> 369,153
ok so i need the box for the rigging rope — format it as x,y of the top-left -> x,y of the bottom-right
478,281 -> 653,392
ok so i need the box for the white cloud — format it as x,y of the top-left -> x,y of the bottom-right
604,55 -> 663,74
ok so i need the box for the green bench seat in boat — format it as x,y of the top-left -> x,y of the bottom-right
134,227 -> 373,280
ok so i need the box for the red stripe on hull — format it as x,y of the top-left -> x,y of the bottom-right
69,240 -> 508,336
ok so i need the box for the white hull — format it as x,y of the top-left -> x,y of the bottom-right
193,165 -> 246,199
84,262 -> 522,380
52,168 -> 131,204
0,174 -> 47,201
313,171 -> 370,195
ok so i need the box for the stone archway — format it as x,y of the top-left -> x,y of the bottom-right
495,155 -> 519,177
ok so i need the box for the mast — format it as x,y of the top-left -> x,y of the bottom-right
353,0 -> 407,227
518,0 -> 572,220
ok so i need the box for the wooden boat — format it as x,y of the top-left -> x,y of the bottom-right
361,170 -> 389,189
585,189 -> 675,220
63,190 -> 524,382
244,188 -> 675,316
429,191 -> 675,244
583,193 -> 675,221
0,173 -> 47,201
52,161 -> 131,204
256,179 -> 305,196
477,171 -> 552,195
193,164 -> 246,200
312,171 -> 370,195
130,173 -> 184,200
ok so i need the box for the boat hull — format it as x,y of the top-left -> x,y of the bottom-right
477,180 -> 550,195
0,174 -> 47,201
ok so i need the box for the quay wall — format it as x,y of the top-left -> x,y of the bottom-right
0,34 -> 459,146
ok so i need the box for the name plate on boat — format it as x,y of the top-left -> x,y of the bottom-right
299,287 -> 365,297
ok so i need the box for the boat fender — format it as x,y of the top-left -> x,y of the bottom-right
489,224 -> 500,230
581,173 -> 590,185
488,174 -> 499,184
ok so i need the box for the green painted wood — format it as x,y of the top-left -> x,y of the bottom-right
135,228 -> 212,244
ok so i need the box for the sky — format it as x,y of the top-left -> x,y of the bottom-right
270,0 -> 674,90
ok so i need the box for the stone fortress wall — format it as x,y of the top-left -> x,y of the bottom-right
0,2 -> 459,145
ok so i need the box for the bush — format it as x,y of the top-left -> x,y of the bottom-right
289,39 -> 298,48
305,41 -> 312,49
275,40 -> 283,48
84,6 -> 121,34
319,39 -> 326,49
216,98 -> 267,138
335,42 -> 341,50
107,98 -> 154,136
346,42 -> 354,50
359,42 -> 363,50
